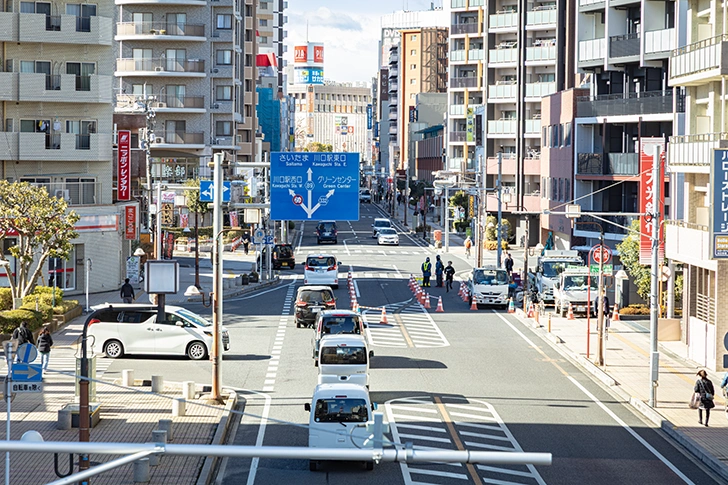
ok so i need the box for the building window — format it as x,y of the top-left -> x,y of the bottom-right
564,122 -> 572,147
410,79 -> 416,84
216,14 -> 232,30
410,49 -> 416,55
245,79 -> 252,92
412,34 -> 417,40
216,50 -> 232,65
245,54 -> 252,66
216,86 -> 232,101
215,121 -> 232,136
259,19 -> 268,27
260,1 -> 269,9
410,64 -> 416,70
260,36 -> 268,44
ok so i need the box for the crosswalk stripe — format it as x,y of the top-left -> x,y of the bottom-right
460,431 -> 512,441
476,466 -> 534,478
449,411 -> 498,421
394,423 -> 448,433
453,421 -> 502,432
463,441 -> 515,452
408,468 -> 469,480
398,433 -> 453,444
390,413 -> 442,423
389,404 -> 440,414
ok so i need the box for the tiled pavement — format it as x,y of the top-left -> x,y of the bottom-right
515,308 -> 728,480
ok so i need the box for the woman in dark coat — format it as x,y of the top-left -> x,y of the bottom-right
37,327 -> 54,375
694,369 -> 715,426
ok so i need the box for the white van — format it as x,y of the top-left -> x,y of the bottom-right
88,304 -> 230,360
304,383 -> 377,471
316,335 -> 369,388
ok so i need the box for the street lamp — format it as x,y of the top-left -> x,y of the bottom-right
183,285 -> 212,307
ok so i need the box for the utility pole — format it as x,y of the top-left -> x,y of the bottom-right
496,152 -> 503,268
649,146 -> 662,407
597,229 -> 605,366
211,152 -> 224,403
477,154 -> 486,267
444,185 -> 450,252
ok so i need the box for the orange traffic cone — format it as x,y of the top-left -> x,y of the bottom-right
612,304 -> 620,321
507,298 -> 515,313
470,296 -> 478,311
424,293 -> 431,309
458,282 -> 464,298
567,303 -> 575,320
462,287 -> 469,302
379,307 -> 389,324
435,296 -> 444,312
527,302 -> 534,318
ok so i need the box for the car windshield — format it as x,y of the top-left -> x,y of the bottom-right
306,257 -> 336,267
378,228 -> 396,235
321,317 -> 361,335
318,223 -> 335,231
276,245 -> 293,257
299,290 -> 334,303
362,190 -> 370,195
314,398 -> 368,423
542,262 -> 571,278
374,220 -> 391,228
320,346 -> 367,365
176,308 -> 212,327
563,275 -> 598,291
472,269 -> 508,285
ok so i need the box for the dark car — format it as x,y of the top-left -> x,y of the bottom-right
316,221 -> 338,244
258,244 -> 296,270
295,286 -> 336,328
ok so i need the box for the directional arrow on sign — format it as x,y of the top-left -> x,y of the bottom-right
11,363 -> 42,382
296,168 -> 335,218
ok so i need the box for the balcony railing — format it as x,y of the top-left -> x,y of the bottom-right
469,49 -> 485,60
526,7 -> 557,26
451,50 -> 466,62
450,105 -> 465,116
116,21 -> 205,37
116,58 -> 205,74
488,119 -> 517,135
451,76 -> 478,88
489,47 -> 518,64
45,74 -> 61,91
451,0 -> 467,7
489,12 -> 518,30
576,152 -> 639,175
488,83 -> 517,99
579,0 -> 605,7
526,44 -> 556,62
525,81 -> 556,98
152,131 -> 205,145
609,32 -> 640,58
669,34 -> 728,82
451,23 -> 479,35
579,38 -> 606,62
525,119 -> 541,134
645,28 -> 675,55
576,90 -> 683,117
450,131 -> 468,142
668,132 -> 728,167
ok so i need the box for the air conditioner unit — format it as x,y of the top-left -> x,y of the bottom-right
154,136 -> 164,143
155,102 -> 167,108
54,189 -> 71,202
154,66 -> 164,72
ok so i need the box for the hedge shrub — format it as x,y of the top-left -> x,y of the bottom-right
619,304 -> 650,315
484,240 -> 509,251
0,309 -> 43,334
21,303 -> 52,323
0,288 -> 11,311
33,286 -> 64,300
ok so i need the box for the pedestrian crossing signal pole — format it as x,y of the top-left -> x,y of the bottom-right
648,146 -> 662,407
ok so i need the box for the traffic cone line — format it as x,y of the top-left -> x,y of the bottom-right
470,296 -> 478,311
424,293 -> 431,309
462,287 -> 469,303
379,307 -> 389,324
613,304 -> 620,321
567,303 -> 575,320
435,296 -> 444,312
508,298 -> 515,314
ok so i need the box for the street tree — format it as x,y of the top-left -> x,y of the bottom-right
0,181 -> 79,300
616,219 -> 651,300
184,179 -> 210,220
304,142 -> 333,152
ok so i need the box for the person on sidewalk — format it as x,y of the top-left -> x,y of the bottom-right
12,321 -> 34,346
242,232 -> 250,255
421,257 -> 432,287
37,327 -> 53,375
435,255 -> 444,288
694,370 -> 715,426
601,291 -> 611,339
120,278 -> 135,304
444,261 -> 455,292
464,236 -> 472,258
504,252 -> 514,277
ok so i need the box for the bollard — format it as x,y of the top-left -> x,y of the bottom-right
182,381 -> 196,400
57,408 -> 72,430
122,369 -> 134,387
158,419 -> 174,441
172,397 -> 186,417
548,312 -> 552,333
151,375 -> 164,393
148,451 -> 160,467
133,457 -> 150,483
152,429 -> 167,444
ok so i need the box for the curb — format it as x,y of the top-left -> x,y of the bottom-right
223,276 -> 281,299
196,389 -> 238,485
512,309 -> 728,483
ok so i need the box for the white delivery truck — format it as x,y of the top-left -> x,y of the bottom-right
316,335 -> 370,388
535,250 -> 585,305
304,382 -> 379,471
466,266 -> 510,309
553,267 -> 599,317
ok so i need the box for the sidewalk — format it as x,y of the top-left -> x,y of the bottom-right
515,308 -> 728,480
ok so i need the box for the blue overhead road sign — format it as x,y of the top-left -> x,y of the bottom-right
11,363 -> 42,382
270,152 -> 360,221
199,180 -> 231,203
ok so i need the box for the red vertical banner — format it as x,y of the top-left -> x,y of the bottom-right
639,138 -> 665,265
117,130 -> 131,201
124,205 -> 137,240
313,45 -> 324,63
230,211 -> 239,227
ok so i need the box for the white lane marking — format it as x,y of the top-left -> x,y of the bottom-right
353,279 -> 361,298
227,281 -> 293,301
393,265 -> 402,278
389,404 -> 440,414
347,220 -> 356,237
567,375 -> 696,485
295,222 -> 305,254
477,465 -> 535,478
408,468 -> 469,480
342,238 -> 352,256
245,391 -> 272,485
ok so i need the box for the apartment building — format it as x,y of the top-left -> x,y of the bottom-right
0,0 -> 130,295
450,0 -> 569,244
256,0 -> 287,91
573,0 -> 678,247
666,0 -> 728,370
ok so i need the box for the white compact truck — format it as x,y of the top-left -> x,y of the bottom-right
304,383 -> 380,471
466,266 -> 510,308
316,335 -> 370,388
553,268 -> 599,317
535,250 -> 585,305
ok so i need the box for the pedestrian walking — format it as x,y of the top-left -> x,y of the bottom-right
444,261 -> 455,292
435,255 -> 444,288
242,232 -> 251,255
12,321 -> 34,346
601,291 -> 611,339
37,327 -> 53,375
693,370 -> 715,426
504,252 -> 514,276
120,278 -> 135,304
464,236 -> 472,258
421,257 -> 432,287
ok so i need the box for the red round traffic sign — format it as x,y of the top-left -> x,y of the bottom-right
591,244 -> 612,264
292,194 -> 303,206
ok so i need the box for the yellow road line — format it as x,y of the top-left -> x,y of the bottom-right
394,313 -> 415,348
433,396 -> 483,485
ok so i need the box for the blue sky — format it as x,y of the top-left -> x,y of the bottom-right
284,0 -> 443,84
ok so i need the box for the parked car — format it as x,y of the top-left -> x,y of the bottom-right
311,310 -> 368,361
259,243 -> 295,270
295,286 -> 336,328
88,304 -> 230,360
371,218 -> 392,238
316,221 -> 338,244
303,254 -> 341,288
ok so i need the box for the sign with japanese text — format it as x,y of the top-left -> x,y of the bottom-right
711,149 -> 728,259
124,205 -> 137,240
294,45 -> 308,63
313,45 -> 324,64
117,130 -> 131,201
230,211 -> 238,227
366,104 -> 373,130
466,108 -> 475,142
639,138 -> 665,265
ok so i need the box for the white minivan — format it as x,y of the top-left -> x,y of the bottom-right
304,382 -> 378,471
88,304 -> 230,360
316,335 -> 369,388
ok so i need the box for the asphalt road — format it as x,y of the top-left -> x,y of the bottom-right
103,203 -> 723,485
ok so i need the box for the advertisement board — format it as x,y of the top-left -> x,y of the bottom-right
124,205 -> 137,240
313,45 -> 324,63
117,130 -> 131,201
710,149 -> 728,258
639,138 -> 665,265
367,104 -> 373,130
294,68 -> 324,85
294,42 -> 324,66
294,45 -> 308,63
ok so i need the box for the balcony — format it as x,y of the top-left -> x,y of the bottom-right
451,0 -> 467,8
150,130 -> 205,148
526,7 -> 557,29
115,58 -> 206,77
667,132 -> 728,171
449,131 -> 470,142
525,81 -> 556,99
389,126 -> 398,135
487,154 -> 517,174
576,90 -> 683,117
389,66 -> 399,78
489,47 -> 518,66
576,152 -> 639,176
36,181 -> 101,206
17,73 -> 112,103
609,33 -> 640,59
451,23 -> 480,36
575,214 -> 638,236
0,73 -> 15,100
115,94 -> 205,112
447,157 -> 475,171
451,76 -> 478,89
525,119 -> 541,136
665,221 -> 712,268
578,38 -> 606,66
578,0 -> 605,12
451,50 -> 467,62
15,13 -> 112,45
469,49 -> 485,60
488,119 -> 517,137
645,28 -> 675,56
389,53 -> 399,64
669,34 -> 728,86
116,0 -> 207,5
450,105 -> 465,116
115,21 -> 205,41
489,12 -> 518,32
526,44 -> 556,64
488,83 -> 517,102
0,133 -> 111,161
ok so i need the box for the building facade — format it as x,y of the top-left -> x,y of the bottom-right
256,0 -> 287,91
